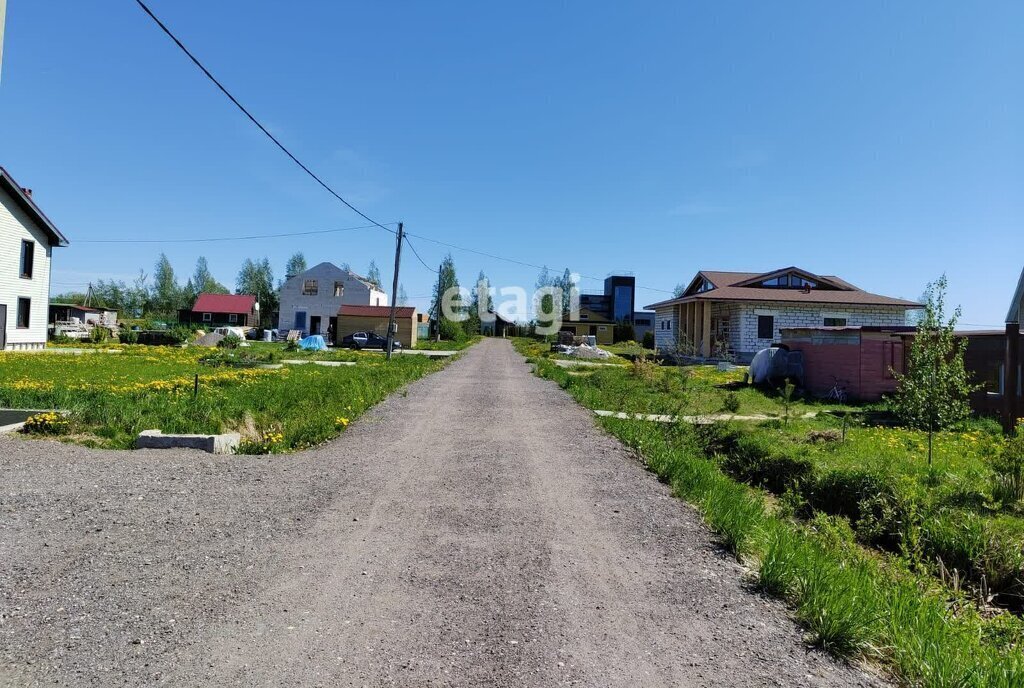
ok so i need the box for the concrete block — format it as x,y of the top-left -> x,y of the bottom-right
136,429 -> 240,454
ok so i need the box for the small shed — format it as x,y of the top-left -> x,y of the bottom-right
780,326 -> 915,401
49,303 -> 117,327
337,305 -> 418,347
179,293 -> 258,328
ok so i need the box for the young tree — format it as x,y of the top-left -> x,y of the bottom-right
151,253 -> 185,317
284,252 -> 308,280
466,270 -> 490,335
891,275 -> 977,440
237,258 -> 277,327
366,260 -> 382,289
535,266 -> 557,334
186,256 -> 229,301
398,284 -> 409,306
556,268 -> 574,316
430,253 -> 463,340
673,283 -> 686,298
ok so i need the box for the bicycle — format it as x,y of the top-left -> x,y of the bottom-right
825,377 -> 849,404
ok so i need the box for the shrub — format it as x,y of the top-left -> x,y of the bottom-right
722,392 -> 741,414
630,356 -> 659,383
89,326 -> 109,344
21,412 -> 70,435
438,319 -> 466,342
642,330 -> 655,349
218,333 -> 243,349
119,328 -> 139,344
165,325 -> 193,344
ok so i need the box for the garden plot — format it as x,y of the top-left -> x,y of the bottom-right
0,344 -> 444,453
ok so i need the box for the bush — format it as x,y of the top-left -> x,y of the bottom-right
165,325 -> 193,344
438,319 -> 465,342
723,392 -> 741,414
642,331 -> 655,349
119,327 -> 139,344
89,326 -> 109,344
218,333 -> 243,349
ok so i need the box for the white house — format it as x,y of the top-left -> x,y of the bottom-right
646,267 -> 921,362
277,262 -> 387,337
1,168 -> 69,350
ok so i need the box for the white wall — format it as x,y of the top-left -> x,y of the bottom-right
728,301 -> 910,356
0,188 -> 53,349
277,262 -> 388,332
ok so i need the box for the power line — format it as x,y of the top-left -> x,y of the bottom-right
403,236 -> 439,274
403,230 -> 674,294
76,222 -> 391,244
133,0 -> 395,236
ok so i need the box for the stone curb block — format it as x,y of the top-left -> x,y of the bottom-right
135,430 -> 240,454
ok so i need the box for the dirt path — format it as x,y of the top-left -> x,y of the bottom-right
0,339 -> 882,686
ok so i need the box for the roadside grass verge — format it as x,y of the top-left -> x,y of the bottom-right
512,337 -> 1024,684
0,344 -> 446,452
414,335 -> 482,351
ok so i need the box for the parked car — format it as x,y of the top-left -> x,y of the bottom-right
340,331 -> 402,350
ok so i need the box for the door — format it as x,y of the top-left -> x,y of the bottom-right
0,304 -> 6,350
328,316 -> 338,344
294,311 -> 307,331
589,325 -> 598,335
310,316 -> 321,335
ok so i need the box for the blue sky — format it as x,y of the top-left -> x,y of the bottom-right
1,1 -> 1021,325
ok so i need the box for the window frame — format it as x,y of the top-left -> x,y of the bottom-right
756,314 -> 774,340
302,279 -> 318,296
202,312 -> 212,322
19,240 -> 34,279
16,297 -> 31,329
823,317 -> 848,327
228,313 -> 238,324
334,281 -> 344,297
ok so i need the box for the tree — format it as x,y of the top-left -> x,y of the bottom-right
556,268 -> 574,316
398,284 -> 408,306
237,257 -> 277,327
535,266 -> 557,334
285,252 -> 308,280
430,253 -> 463,340
890,275 -> 977,442
673,283 -> 686,298
466,270 -> 491,335
366,260 -> 382,289
150,253 -> 185,317
186,256 -> 229,302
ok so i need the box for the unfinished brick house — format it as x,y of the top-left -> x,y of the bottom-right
646,267 -> 922,362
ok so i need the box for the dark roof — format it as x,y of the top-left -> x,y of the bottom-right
339,305 -> 416,318
645,267 -> 921,310
192,293 -> 257,313
0,167 -> 69,247
781,325 -> 918,334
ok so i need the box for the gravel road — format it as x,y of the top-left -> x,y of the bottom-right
1,338 -> 884,687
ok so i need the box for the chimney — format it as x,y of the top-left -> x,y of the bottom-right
21,187 -> 32,198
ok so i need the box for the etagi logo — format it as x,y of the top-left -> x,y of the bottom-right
438,275 -> 581,335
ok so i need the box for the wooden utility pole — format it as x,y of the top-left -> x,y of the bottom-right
385,222 -> 404,360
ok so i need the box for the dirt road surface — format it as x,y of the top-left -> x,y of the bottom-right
1,339 -> 883,686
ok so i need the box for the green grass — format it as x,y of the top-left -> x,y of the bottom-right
512,336 -> 1024,684
413,335 -> 482,351
1,343 -> 445,452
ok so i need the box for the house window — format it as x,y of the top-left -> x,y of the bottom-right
202,312 -> 212,322
580,314 -> 589,320
16,297 -> 30,328
635,318 -> 651,326
823,317 -> 847,327
19,240 -> 34,279
334,282 -> 344,297
302,279 -> 318,296
228,313 -> 238,324
757,315 -> 774,339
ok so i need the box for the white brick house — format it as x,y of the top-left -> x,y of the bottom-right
646,267 -> 921,362
277,262 -> 387,338
0,168 -> 69,350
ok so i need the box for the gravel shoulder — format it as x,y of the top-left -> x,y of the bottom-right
0,338 -> 885,686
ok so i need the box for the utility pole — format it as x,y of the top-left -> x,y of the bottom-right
385,222 -> 404,360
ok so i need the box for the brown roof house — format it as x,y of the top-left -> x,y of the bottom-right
645,267 -> 922,362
